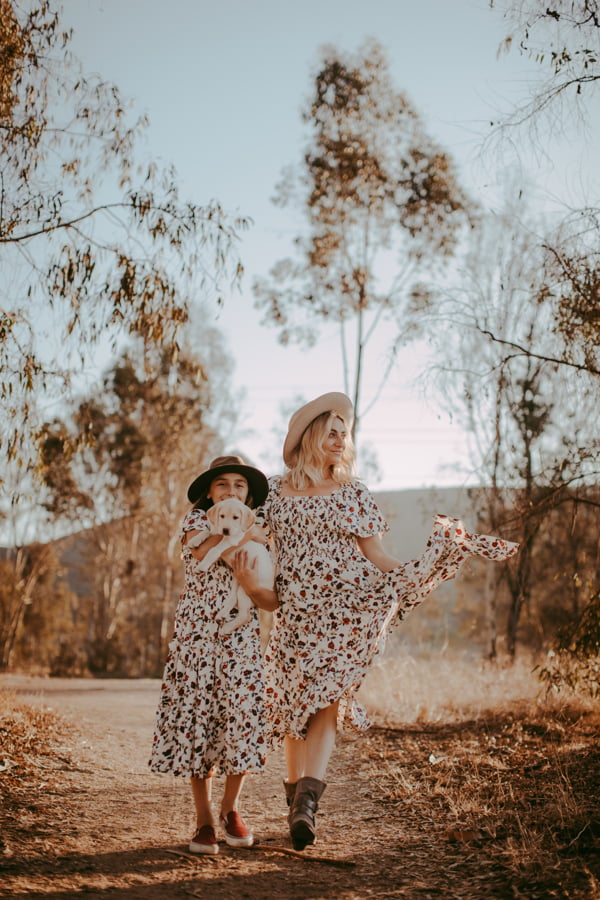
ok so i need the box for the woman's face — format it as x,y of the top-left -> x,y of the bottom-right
322,416 -> 347,466
207,472 -> 249,505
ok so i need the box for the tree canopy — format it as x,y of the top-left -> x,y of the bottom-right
0,0 -> 247,470
253,39 -> 472,440
481,2 -> 600,378
429,193 -> 599,658
492,0 -> 600,130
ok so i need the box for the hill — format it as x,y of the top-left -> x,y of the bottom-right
373,485 -> 485,559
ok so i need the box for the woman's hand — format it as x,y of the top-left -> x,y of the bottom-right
229,549 -> 279,612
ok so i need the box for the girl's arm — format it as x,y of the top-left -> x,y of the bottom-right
185,530 -> 224,562
356,534 -> 401,573
228,549 -> 280,612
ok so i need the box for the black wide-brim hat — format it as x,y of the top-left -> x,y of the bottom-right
187,455 -> 269,509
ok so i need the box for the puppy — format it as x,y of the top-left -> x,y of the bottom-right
189,497 -> 274,635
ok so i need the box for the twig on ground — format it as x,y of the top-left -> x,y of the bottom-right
160,843 -> 356,868
249,843 -> 357,867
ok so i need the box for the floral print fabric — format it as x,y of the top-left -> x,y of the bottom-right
259,477 -> 519,745
149,507 -> 267,777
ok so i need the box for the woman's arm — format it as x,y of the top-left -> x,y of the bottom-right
357,534 -> 401,573
228,548 -> 280,612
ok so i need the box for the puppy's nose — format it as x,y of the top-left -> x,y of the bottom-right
222,528 -> 230,535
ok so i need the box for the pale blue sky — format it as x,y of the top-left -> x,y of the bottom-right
60,0 -> 598,488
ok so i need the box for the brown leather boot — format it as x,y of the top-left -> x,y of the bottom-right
288,776 -> 326,851
283,780 -> 297,808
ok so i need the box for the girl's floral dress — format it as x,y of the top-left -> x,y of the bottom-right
259,476 -> 518,745
149,507 -> 267,777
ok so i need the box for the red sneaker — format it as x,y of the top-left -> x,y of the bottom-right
189,824 -> 219,854
221,811 -> 254,848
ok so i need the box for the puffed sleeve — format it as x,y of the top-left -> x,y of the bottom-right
339,480 -> 389,537
253,475 -> 277,536
180,507 -> 210,558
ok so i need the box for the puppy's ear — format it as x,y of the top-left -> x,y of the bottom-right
206,504 -> 220,527
241,506 -> 256,532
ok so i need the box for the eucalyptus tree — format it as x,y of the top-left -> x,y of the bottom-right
0,0 -> 247,472
431,196 -> 598,657
491,0 -> 600,131
487,1 -> 600,374
253,39 -> 472,441
35,336 -> 231,675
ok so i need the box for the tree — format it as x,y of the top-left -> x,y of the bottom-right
253,39 -> 472,442
430,195 -> 598,657
34,337 -> 231,675
0,542 -> 56,669
0,0 -> 247,471
491,0 -> 600,133
483,2 -> 600,374
6,543 -> 81,675
486,1 -> 600,366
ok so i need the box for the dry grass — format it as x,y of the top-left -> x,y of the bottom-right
358,641 -> 595,724
0,691 -> 77,858
358,650 -> 600,898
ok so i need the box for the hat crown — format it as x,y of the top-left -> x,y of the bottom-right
186,454 -> 269,508
208,455 -> 247,470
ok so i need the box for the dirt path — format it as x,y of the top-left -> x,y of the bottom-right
1,675 -> 598,899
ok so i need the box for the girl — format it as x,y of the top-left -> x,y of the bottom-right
150,455 -> 278,854
256,393 -> 519,851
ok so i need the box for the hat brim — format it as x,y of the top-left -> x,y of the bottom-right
283,392 -> 354,467
187,463 -> 269,509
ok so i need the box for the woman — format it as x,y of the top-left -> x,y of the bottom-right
150,455 -> 278,855
257,393 -> 518,851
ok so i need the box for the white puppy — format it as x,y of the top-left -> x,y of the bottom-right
188,497 -> 274,635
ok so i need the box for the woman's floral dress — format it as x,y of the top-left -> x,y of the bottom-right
259,476 -> 519,745
149,507 -> 267,777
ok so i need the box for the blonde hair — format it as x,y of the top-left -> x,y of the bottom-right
286,411 -> 355,491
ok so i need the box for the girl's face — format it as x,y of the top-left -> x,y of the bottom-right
207,472 -> 249,505
322,417 -> 347,467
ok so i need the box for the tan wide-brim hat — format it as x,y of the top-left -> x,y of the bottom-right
283,392 -> 354,467
187,455 -> 269,509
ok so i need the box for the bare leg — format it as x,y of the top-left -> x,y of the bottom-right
285,700 -> 339,782
302,701 -> 339,781
287,703 -> 338,850
220,772 -> 254,847
284,735 -> 306,783
191,774 -> 215,828
220,773 -> 246,818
